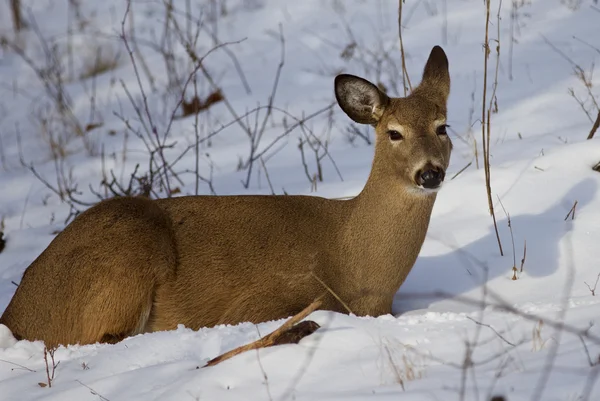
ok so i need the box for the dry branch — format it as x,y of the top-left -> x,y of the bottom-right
520,239 -> 527,273
10,0 -> 24,32
0,359 -> 35,372
584,273 -> 600,296
204,299 -> 322,367
588,110 -> 600,140
564,200 -> 578,221
398,0 -> 412,96
39,347 -> 58,388
75,380 -> 111,401
482,0 -> 504,256
310,272 -> 353,314
466,316 -> 516,347
451,162 -> 472,180
497,196 -> 517,278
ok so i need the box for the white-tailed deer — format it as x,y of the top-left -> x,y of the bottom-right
0,46 -> 452,348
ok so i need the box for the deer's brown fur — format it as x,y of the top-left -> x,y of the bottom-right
0,46 -> 453,348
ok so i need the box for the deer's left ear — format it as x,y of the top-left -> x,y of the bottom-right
417,45 -> 450,103
334,74 -> 390,125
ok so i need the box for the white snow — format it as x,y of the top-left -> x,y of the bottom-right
1,0 -> 600,400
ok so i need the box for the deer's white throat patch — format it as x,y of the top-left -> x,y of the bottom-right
407,183 -> 443,196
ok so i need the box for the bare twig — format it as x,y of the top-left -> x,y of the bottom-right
0,127 -> 7,171
127,2 -> 156,92
520,239 -> 527,273
451,162 -> 472,180
9,0 -> 24,32
541,35 -> 600,138
0,359 -> 35,372
579,335 -> 600,366
120,1 -> 170,195
466,317 -> 516,347
588,110 -> 600,140
584,273 -> 600,296
508,0 -> 516,81
41,347 -> 59,388
75,380 -> 111,401
497,196 -> 516,278
253,328 -> 274,401
345,124 -> 372,145
508,0 -> 531,81
242,24 -> 286,188
259,157 -> 276,195
252,103 -> 336,163
398,0 -> 412,95
310,271 -> 354,314
568,88 -> 595,123
482,0 -> 504,256
564,200 -> 578,221
204,299 -> 322,367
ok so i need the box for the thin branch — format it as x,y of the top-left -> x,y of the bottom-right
75,380 -> 111,401
451,162 -> 473,180
497,196 -> 516,276
584,273 -> 600,296
466,316 -> 516,347
310,271 -> 354,314
398,0 -> 412,95
0,359 -> 35,372
482,0 -> 504,256
204,299 -> 322,367
520,239 -> 527,273
259,157 -> 276,195
243,23 -> 286,188
254,328 -> 274,401
588,110 -> 600,140
579,335 -> 600,367
564,200 -> 578,221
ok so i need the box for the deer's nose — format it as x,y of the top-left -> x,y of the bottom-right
416,165 -> 445,189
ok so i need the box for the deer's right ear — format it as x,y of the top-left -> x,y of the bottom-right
335,74 -> 389,125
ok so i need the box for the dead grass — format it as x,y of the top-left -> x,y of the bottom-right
79,43 -> 122,81
541,35 -> 600,140
531,321 -> 550,352
380,339 -> 426,390
481,0 -> 504,256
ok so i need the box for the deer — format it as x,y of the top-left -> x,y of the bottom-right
0,46 -> 452,348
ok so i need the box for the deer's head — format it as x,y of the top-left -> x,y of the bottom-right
335,46 -> 452,194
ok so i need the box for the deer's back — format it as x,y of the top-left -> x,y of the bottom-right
150,194 -> 346,330
1,195 -> 347,345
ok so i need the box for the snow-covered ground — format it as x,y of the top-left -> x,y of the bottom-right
1,0 -> 600,400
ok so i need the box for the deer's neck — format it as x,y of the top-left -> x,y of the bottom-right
338,164 -> 437,304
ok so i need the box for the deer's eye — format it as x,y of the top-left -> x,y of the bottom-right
387,130 -> 404,141
436,124 -> 449,136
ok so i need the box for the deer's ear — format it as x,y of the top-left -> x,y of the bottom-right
335,74 -> 389,125
418,45 -> 450,103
